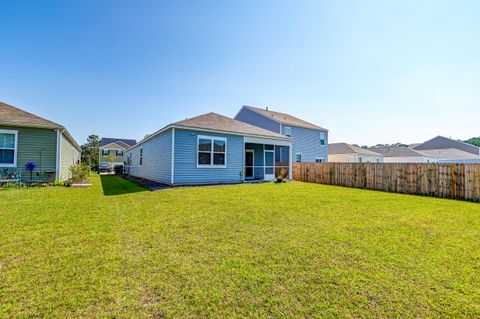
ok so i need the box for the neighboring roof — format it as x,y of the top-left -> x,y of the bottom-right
329,143 -> 382,156
418,148 -> 480,160
0,101 -> 80,151
413,136 -> 480,156
100,138 -> 137,148
0,101 -> 61,129
174,112 -> 289,139
242,105 -> 328,131
371,146 -> 430,158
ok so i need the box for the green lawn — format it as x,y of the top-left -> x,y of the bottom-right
1,175 -> 480,318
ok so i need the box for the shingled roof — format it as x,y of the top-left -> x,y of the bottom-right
174,112 -> 289,139
0,101 -> 80,150
100,138 -> 137,148
243,105 -> 328,131
371,146 -> 429,157
413,136 -> 480,156
0,101 -> 61,129
329,143 -> 382,156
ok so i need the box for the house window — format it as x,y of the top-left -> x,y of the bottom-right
197,135 -> 227,167
358,156 -> 363,163
320,132 -> 326,146
0,130 -> 17,167
116,150 -> 123,157
139,147 -> 143,166
347,156 -> 354,162
102,149 -> 109,156
295,153 -> 302,163
284,126 -> 292,137
315,158 -> 323,163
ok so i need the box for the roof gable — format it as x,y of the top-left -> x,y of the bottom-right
414,136 -> 480,155
243,105 -> 328,131
174,112 -> 289,139
100,138 -> 137,147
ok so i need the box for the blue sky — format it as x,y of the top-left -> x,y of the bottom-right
1,0 -> 479,145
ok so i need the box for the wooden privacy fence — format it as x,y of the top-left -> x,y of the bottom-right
292,163 -> 480,202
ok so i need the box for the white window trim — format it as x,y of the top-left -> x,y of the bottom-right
139,147 -> 143,167
196,135 -> 227,168
284,126 -> 292,137
295,152 -> 302,163
320,132 -> 326,146
0,129 -> 18,167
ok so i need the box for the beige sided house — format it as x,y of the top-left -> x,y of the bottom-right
99,138 -> 137,170
328,142 -> 383,163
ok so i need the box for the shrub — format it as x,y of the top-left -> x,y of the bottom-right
68,163 -> 90,184
113,165 -> 124,175
51,180 -> 63,187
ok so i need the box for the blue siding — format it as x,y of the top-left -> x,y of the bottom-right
129,129 -> 172,184
173,129 -> 243,184
235,107 -> 280,133
282,124 -> 328,162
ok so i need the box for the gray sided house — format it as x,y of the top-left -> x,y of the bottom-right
125,112 -> 292,186
99,138 -> 136,169
412,136 -> 480,163
0,101 -> 81,182
234,105 -> 329,163
328,143 -> 384,163
371,146 -> 439,163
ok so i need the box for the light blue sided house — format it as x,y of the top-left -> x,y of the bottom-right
125,113 -> 292,185
235,105 -> 329,163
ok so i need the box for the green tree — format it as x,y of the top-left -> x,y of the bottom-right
81,134 -> 101,170
465,137 -> 480,147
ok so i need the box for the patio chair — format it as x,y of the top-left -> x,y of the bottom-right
275,167 -> 288,183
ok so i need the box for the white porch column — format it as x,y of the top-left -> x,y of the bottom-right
289,145 -> 293,180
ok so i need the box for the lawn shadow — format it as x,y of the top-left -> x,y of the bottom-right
100,175 -> 149,196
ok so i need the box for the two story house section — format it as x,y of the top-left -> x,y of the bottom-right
235,105 -> 329,162
99,137 -> 137,170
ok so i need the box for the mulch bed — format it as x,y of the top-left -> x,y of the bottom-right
121,175 -> 171,191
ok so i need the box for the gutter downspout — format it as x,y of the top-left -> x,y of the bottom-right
55,129 -> 62,181
171,128 -> 175,185
289,143 -> 293,180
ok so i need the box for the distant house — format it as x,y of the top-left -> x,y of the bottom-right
126,112 -> 292,185
99,138 -> 137,170
412,136 -> 480,163
371,146 -> 439,163
0,101 -> 81,182
328,143 -> 383,163
235,105 -> 328,163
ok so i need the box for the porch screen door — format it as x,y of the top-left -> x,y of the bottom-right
264,150 -> 274,181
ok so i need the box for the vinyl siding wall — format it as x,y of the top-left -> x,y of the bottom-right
128,129 -> 172,184
235,107 -> 281,133
328,153 -> 383,163
173,129 -> 243,184
59,133 -> 81,181
383,156 -> 438,163
282,124 -> 328,162
0,125 -> 57,182
99,147 -> 126,167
